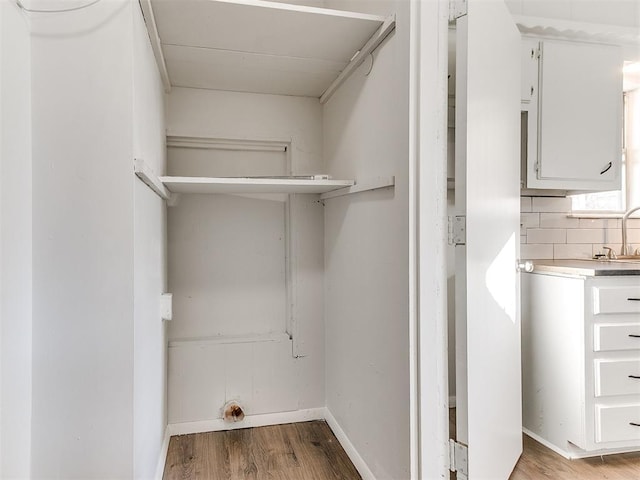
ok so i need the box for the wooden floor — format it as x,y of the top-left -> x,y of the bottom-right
165,413 -> 638,479
449,409 -> 640,480
163,421 -> 361,480
510,434 -> 640,480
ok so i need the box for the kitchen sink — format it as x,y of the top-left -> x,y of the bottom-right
593,256 -> 640,264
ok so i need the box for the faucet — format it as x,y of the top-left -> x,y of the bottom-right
621,205 -> 640,256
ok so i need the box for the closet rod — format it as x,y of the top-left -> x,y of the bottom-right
139,0 -> 171,93
166,134 -> 289,152
320,14 -> 396,104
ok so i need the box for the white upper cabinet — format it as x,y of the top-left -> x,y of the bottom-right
521,38 -> 623,192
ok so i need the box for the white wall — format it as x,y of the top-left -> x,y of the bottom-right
132,3 -> 168,479
165,88 -> 325,423
29,1 -> 135,475
506,0 -> 640,28
322,0 -> 411,477
324,0 -> 394,16
0,1 -> 32,477
26,1 -> 166,477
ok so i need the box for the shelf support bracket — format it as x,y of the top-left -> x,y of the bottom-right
449,0 -> 468,21
320,14 -> 396,104
319,176 -> 395,200
134,158 -> 172,201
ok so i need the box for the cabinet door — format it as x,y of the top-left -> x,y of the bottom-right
533,40 -> 623,191
455,0 -> 522,478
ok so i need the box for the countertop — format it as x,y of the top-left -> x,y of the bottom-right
529,259 -> 640,277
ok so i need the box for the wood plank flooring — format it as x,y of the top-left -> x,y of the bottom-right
166,413 -> 639,479
510,434 -> 640,480
163,421 -> 362,480
450,408 -> 640,479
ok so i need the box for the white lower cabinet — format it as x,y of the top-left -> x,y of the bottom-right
522,273 -> 640,457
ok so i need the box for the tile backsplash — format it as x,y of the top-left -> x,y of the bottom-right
520,196 -> 640,260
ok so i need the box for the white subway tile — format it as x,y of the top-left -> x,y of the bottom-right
554,244 -> 593,260
531,196 -> 572,213
527,228 -> 566,244
539,213 -> 579,228
565,229 -> 622,244
626,229 -> 640,244
626,218 -> 640,229
520,213 -> 539,235
521,196 -> 532,213
566,229 -> 600,244
604,229 -> 623,244
578,218 -> 620,229
521,244 -> 553,260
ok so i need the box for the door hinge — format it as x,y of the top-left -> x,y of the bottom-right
449,439 -> 469,477
449,0 -> 467,21
448,215 -> 466,246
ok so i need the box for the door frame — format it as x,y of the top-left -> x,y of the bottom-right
410,0 -> 450,478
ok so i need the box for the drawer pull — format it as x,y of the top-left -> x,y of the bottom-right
629,334 -> 640,338
631,422 -> 640,427
630,375 -> 640,379
628,298 -> 640,301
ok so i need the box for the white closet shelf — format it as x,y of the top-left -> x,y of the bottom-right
160,176 -> 355,194
135,159 -> 393,198
143,0 -> 396,99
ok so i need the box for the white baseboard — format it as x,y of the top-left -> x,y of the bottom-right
166,407 -> 326,436
522,428 -> 573,459
154,427 -> 171,480
157,407 -> 376,480
522,427 -> 640,460
324,408 -> 376,480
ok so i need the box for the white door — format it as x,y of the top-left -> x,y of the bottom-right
454,1 -> 522,479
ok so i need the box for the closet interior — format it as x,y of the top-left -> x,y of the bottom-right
135,1 -> 413,477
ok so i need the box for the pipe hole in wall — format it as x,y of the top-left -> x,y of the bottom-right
223,400 -> 245,423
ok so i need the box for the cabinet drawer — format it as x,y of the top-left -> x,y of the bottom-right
595,359 -> 640,397
593,286 -> 640,315
594,323 -> 640,351
595,404 -> 640,443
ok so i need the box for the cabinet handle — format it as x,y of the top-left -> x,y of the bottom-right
628,298 -> 640,301
630,375 -> 640,379
600,162 -> 613,175
629,334 -> 640,338
631,422 -> 640,427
